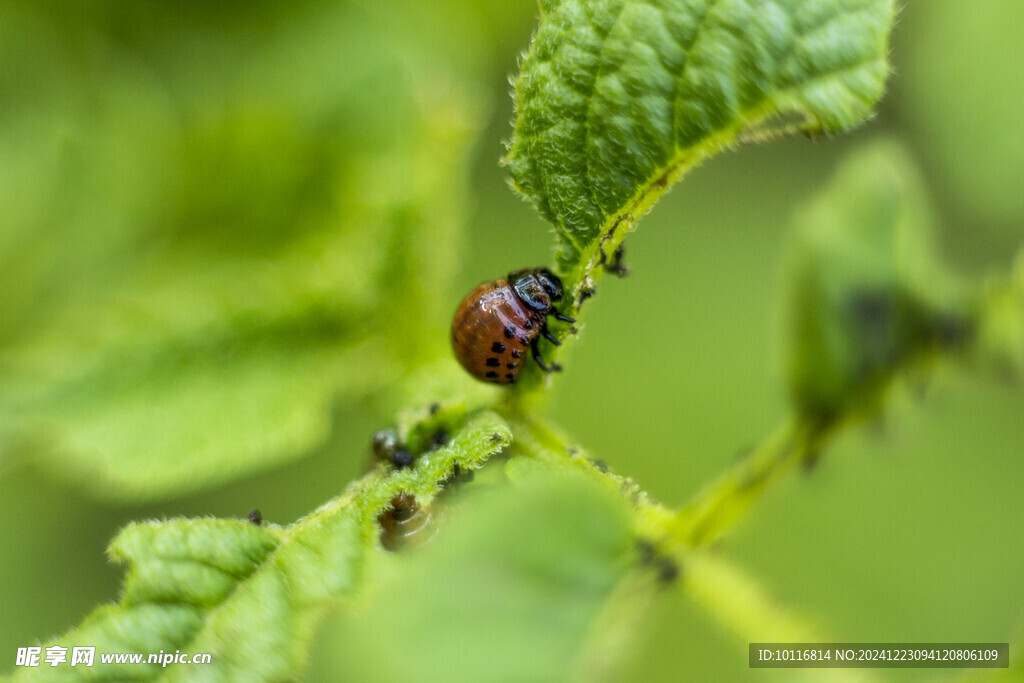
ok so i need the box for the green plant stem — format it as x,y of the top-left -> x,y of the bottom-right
683,549 -> 824,643
498,406 -> 677,540
681,551 -> 880,683
671,416 -> 831,549
570,543 -> 878,683
501,406 -> 837,551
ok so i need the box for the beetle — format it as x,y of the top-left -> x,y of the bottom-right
378,492 -> 434,552
451,267 -> 574,384
371,429 -> 415,469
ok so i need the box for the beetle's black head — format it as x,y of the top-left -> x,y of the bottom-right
535,268 -> 564,302
509,268 -> 564,312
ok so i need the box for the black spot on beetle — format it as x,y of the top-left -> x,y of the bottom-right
485,371 -> 498,379
505,373 -> 515,380
503,325 -> 516,339
511,349 -> 522,359
485,358 -> 500,367
247,509 -> 263,526
491,341 -> 506,353
519,335 -> 531,345
507,363 -> 517,370
523,319 -> 534,329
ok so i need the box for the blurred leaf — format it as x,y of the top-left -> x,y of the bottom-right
322,470 -> 633,683
784,142 -> 968,424
505,0 -> 896,275
9,409 -> 511,681
0,2 -> 478,500
901,1 -> 1024,232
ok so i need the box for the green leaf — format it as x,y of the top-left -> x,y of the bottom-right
506,0 -> 896,277
0,3 -> 479,500
9,410 -> 512,681
317,470 -> 634,683
901,1 -> 1024,230
784,142 -> 968,425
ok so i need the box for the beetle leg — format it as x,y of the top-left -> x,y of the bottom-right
541,325 -> 561,346
530,337 -> 562,372
551,308 -> 575,323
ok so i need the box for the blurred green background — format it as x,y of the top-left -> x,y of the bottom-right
1,1 -> 1022,680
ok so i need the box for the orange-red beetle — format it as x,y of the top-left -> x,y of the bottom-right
451,268 -> 574,384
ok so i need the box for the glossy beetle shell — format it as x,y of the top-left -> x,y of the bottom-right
451,279 -> 538,384
378,492 -> 437,552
